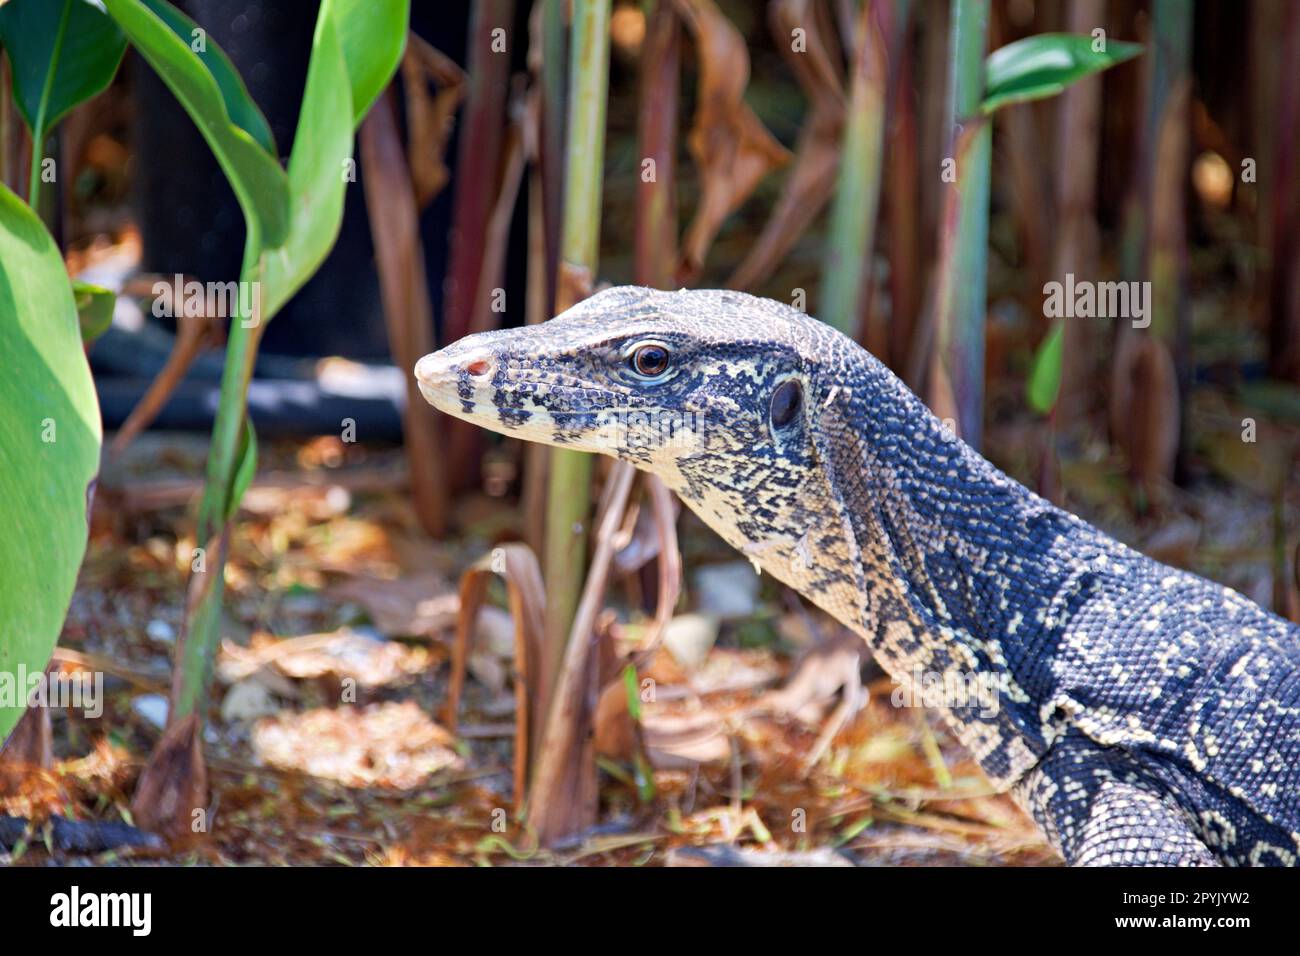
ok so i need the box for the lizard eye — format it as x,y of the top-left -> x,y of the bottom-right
770,379 -> 802,429
628,342 -> 671,378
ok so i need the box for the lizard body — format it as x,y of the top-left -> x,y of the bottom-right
415,286 -> 1300,866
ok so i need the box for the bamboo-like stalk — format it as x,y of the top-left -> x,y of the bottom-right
819,1 -> 888,340
1050,0 -> 1105,428
726,0 -> 844,294
634,0 -> 679,291
1109,0 -> 1191,492
442,0 -> 516,486
930,0 -> 990,449
917,0 -> 949,268
529,460 -> 633,844
443,0 -> 516,344
539,0 -> 568,309
1267,2 -> 1300,382
1144,0 -> 1191,347
540,0 -> 611,703
519,0 -> 570,558
884,0 -> 920,372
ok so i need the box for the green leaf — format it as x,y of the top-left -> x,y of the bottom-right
982,33 -> 1142,114
0,0 -> 127,140
72,280 -> 115,344
0,183 -> 102,743
333,0 -> 409,125
259,0 -> 408,319
102,0 -> 289,247
622,663 -> 641,721
1026,320 -> 1065,414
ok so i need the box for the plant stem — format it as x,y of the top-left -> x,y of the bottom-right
1050,0 -> 1105,428
1269,2 -> 1300,381
539,0 -> 568,307
634,0 -> 678,290
946,0 -> 987,122
542,0 -> 611,688
884,0 -> 921,371
933,0 -> 990,449
820,1 -> 888,340
170,235 -> 263,721
1145,0 -> 1192,344
443,0 -> 515,344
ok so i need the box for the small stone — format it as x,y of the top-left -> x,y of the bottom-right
221,679 -> 280,724
131,694 -> 169,729
663,613 -> 720,670
145,619 -> 176,644
693,562 -> 762,619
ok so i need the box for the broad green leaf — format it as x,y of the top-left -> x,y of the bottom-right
1026,320 -> 1065,414
0,0 -> 127,140
982,34 -> 1142,114
102,0 -> 289,247
72,280 -> 115,344
260,0 -> 408,318
333,0 -> 409,125
0,184 -> 102,742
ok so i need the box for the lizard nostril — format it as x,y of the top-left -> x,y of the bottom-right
464,357 -> 492,378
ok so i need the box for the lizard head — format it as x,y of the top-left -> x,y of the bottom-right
415,286 -> 869,624
415,285 -> 838,488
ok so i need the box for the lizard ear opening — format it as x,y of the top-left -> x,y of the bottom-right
770,379 -> 803,430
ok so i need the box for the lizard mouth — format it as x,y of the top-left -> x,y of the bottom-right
414,348 -> 631,449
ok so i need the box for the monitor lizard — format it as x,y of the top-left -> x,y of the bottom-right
415,286 -> 1300,866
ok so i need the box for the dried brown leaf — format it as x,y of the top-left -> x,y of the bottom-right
218,628 -> 431,689
252,702 -> 460,790
330,569 -> 457,638
671,0 -> 792,283
401,32 -> 467,209
360,90 -> 449,535
446,543 -> 546,813
130,713 -> 207,841
729,0 -> 846,290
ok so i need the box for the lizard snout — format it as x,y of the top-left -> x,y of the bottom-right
414,348 -> 496,412
415,350 -> 494,383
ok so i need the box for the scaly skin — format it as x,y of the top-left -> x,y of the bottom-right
415,286 -> 1300,866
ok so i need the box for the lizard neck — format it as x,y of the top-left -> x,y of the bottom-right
829,353 -> 1102,785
